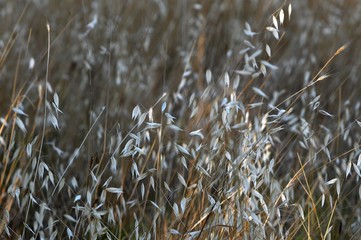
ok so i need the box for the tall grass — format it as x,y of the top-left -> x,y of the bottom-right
1,0 -> 361,239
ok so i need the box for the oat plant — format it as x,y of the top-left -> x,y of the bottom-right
1,0 -> 361,239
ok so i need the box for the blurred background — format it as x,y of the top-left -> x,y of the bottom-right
1,0 -> 360,154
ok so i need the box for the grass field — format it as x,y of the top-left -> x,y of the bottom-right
1,0 -> 361,239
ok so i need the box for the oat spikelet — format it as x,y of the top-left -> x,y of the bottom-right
335,44 -> 347,55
